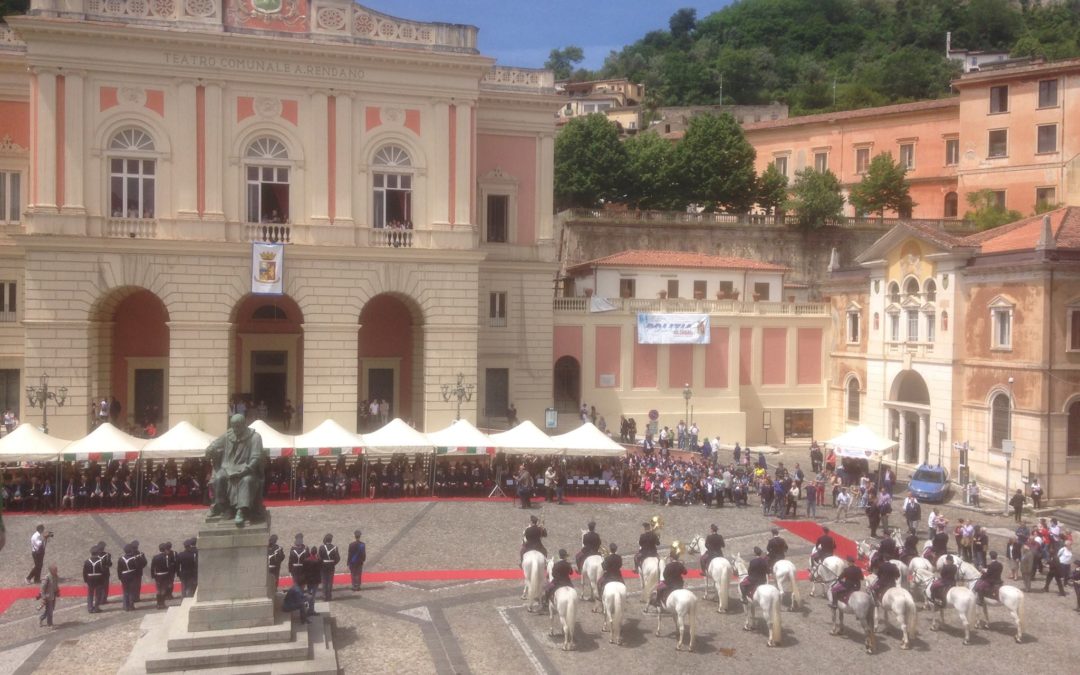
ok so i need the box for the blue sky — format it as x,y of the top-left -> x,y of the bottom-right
367,1 -> 735,70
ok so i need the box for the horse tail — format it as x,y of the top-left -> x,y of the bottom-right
905,594 -> 918,639
527,557 -> 543,604
610,585 -> 624,629
788,567 -> 801,608
768,590 -> 782,644
565,591 -> 576,642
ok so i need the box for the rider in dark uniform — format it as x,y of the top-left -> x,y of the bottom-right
655,546 -> 687,608
901,532 -> 920,564
766,528 -> 788,566
521,515 -> 548,562
576,521 -> 601,573
740,547 -> 771,603
700,524 -> 725,574
871,560 -> 900,605
636,522 -> 660,571
811,526 -> 836,570
598,543 -> 623,596
829,556 -> 864,609
878,531 -> 900,561
974,551 -> 1004,605
542,549 -> 575,611
930,527 -> 950,564
931,554 -> 959,606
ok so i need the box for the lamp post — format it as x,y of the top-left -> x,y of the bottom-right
26,372 -> 67,434
682,383 -> 692,443
1002,439 -> 1015,516
936,421 -> 945,466
441,372 -> 474,421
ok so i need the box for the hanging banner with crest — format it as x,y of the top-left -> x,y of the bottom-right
636,313 -> 711,344
252,242 -> 285,295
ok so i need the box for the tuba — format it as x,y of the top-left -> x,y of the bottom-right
650,515 -> 663,533
670,540 -> 684,558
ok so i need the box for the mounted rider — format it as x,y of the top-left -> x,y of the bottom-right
901,531 -> 920,564
635,522 -> 660,571
740,547 -> 771,603
700,524 -> 725,574
930,554 -> 959,607
597,543 -> 623,596
811,526 -> 836,571
576,521 -> 601,573
870,559 -> 901,605
869,529 -> 900,574
520,515 -> 548,562
766,528 -> 788,566
829,556 -> 864,609
927,524 -> 950,565
654,543 -> 686,608
974,551 -> 1004,605
542,549 -> 574,612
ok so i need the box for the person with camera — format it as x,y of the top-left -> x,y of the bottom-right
26,524 -> 52,585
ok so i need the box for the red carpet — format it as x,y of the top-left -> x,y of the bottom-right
774,520 -> 859,562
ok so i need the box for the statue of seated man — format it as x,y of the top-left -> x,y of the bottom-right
206,414 -> 265,527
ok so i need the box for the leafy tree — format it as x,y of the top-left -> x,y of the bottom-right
545,46 -> 584,81
670,113 -> 757,212
755,163 -> 789,214
623,132 -> 677,210
554,114 -> 628,210
0,0 -> 29,20
848,152 -> 915,219
784,168 -> 845,229
669,8 -> 697,40
963,189 -> 1022,231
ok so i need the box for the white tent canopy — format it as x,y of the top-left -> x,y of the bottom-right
488,420 -> 560,456
362,418 -> 432,456
427,419 -> 495,456
248,420 -> 296,457
62,422 -> 146,460
825,425 -> 898,459
142,421 -> 216,459
550,423 -> 625,457
0,423 -> 70,462
293,419 -> 364,456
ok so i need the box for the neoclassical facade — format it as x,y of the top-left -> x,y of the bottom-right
0,1 -> 560,437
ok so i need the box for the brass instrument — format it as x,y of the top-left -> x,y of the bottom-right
599,545 -> 610,557
650,515 -> 663,533
671,540 -> 684,558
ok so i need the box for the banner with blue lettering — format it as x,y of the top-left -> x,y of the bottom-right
636,313 -> 711,344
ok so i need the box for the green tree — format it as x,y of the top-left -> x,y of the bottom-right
0,0 -> 29,20
755,163 -> 789,215
554,114 -> 628,210
784,168 -> 845,229
623,132 -> 677,210
545,46 -> 584,81
670,113 -> 757,212
669,8 -> 697,40
848,151 -> 915,219
963,189 -> 1022,231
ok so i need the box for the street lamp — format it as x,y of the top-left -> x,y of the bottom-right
936,421 -> 945,466
683,380 -> 692,420
26,372 -> 67,434
441,372 -> 474,421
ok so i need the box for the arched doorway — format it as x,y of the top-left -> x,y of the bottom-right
230,295 -> 303,430
889,369 -> 930,464
358,294 -> 424,431
90,287 -> 170,431
553,356 -> 581,414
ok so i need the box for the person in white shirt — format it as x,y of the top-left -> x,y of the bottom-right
1045,545 -> 1073,595
836,489 -> 852,523
26,524 -> 50,584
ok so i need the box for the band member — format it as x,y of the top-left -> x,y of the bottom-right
700,524 -> 725,574
151,544 -> 171,609
829,556 -> 863,609
975,551 -> 1004,606
766,528 -> 788,565
811,526 -> 836,569
267,534 -> 285,584
598,543 -> 623,596
655,546 -> 687,608
176,538 -> 198,598
82,544 -> 106,614
521,515 -> 548,562
348,530 -> 366,591
636,521 -> 660,571
318,534 -> 340,602
289,534 -> 307,588
930,554 -> 959,607
542,549 -> 574,611
740,547 -> 770,602
576,521 -> 601,572
870,559 -> 900,605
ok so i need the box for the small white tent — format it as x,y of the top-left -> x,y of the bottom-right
61,422 -> 145,462
488,420 -> 560,456
550,423 -> 625,457
248,420 -> 296,458
362,418 -> 432,456
141,421 -> 216,459
0,423 -> 70,462
825,425 -> 898,459
292,419 -> 364,457
427,419 -> 495,456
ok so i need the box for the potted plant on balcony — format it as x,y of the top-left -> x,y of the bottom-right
584,288 -> 594,297
658,290 -> 668,299
752,292 -> 762,302
716,289 -> 739,300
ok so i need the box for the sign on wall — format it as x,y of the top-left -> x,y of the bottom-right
252,243 -> 285,295
636,313 -> 711,344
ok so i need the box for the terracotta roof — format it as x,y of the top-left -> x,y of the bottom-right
566,250 -> 789,276
962,207 -> 1080,254
742,97 -> 959,132
900,220 -> 970,250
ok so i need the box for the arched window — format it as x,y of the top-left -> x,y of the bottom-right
904,277 -> 920,297
109,127 -> 156,219
252,304 -> 288,320
245,136 -> 290,224
846,377 -> 860,422
1068,400 -> 1080,457
944,191 -> 958,218
924,278 -> 937,303
990,392 -> 1011,451
372,144 -> 413,229
888,281 -> 900,304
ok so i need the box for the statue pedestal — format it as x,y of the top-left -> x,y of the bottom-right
188,519 -> 275,631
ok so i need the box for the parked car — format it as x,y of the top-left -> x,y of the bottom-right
908,464 -> 951,503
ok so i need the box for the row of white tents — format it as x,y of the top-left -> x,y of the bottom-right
0,417 -> 627,464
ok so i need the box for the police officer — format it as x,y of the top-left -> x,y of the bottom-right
521,515 -> 547,562
176,538 -> 198,598
766,528 -> 788,565
741,546 -> 770,602
700,524 -> 725,574
130,541 -> 148,602
267,534 -> 285,585
347,530 -> 366,592
97,541 -> 113,606
82,544 -> 106,614
118,543 -> 141,611
151,544 -> 171,609
576,521 -> 601,573
975,551 -> 1004,606
318,534 -> 340,602
811,526 -> 836,570
636,522 -> 660,571
657,545 -> 687,608
162,542 -> 177,600
598,543 -> 623,596
542,549 -> 574,611
829,556 -> 864,609
289,534 -> 307,588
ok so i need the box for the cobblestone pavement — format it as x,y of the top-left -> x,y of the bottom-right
0,447 -> 1074,673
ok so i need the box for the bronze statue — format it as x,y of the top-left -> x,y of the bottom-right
206,414 -> 265,527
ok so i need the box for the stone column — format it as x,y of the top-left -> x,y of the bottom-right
332,93 -> 354,227
202,81 -> 225,220
430,100 -> 450,226
308,91 -> 330,225
31,69 -> 58,213
61,70 -> 85,214
168,321 -> 231,435
896,410 -> 907,464
918,412 -> 928,465
174,81 -> 199,219
302,323 -> 359,432
453,100 -> 472,226
537,132 -> 555,243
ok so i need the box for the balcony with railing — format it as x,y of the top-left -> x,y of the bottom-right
106,218 -> 157,239
560,208 -> 977,233
553,296 -> 829,316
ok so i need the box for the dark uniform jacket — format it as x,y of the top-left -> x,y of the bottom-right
118,555 -> 140,582
663,561 -> 687,589
302,551 -> 322,585
176,549 -> 198,583
83,555 -> 107,585
877,561 -> 900,587
931,531 -> 950,554
840,564 -> 863,590
705,533 -> 725,555
815,534 -> 836,557
980,560 -> 1004,586
267,544 -> 285,576
318,543 -> 340,568
164,550 -> 177,582
638,531 -> 660,557
879,538 -> 899,560
581,531 -> 601,553
151,553 -> 171,580
939,560 -> 958,584
747,556 -> 770,585
601,553 -> 623,581
347,540 -> 367,569
289,545 -> 307,575
766,536 -> 788,561
522,525 -> 547,552
551,560 -> 574,588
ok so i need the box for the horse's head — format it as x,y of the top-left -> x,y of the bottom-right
686,535 -> 704,554
733,553 -> 748,577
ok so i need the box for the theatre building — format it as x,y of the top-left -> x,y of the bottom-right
0,1 -> 560,437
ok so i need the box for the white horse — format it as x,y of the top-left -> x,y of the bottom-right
735,554 -> 783,647
809,554 -> 846,598
580,554 -> 603,601
655,588 -> 698,651
954,562 -> 1025,643
600,581 -> 627,645
549,586 -> 577,651
908,556 -> 936,604
522,550 -> 547,612
877,586 -> 918,650
827,588 -> 877,654
923,579 -> 977,645
688,535 -> 733,612
772,559 -> 801,611
639,556 -> 661,613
